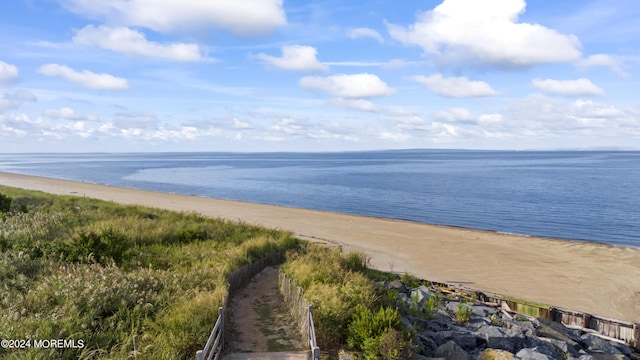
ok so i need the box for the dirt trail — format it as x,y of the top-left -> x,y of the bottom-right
226,266 -> 305,353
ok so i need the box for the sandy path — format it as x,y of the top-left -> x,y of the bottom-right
1,172 -> 640,323
226,266 -> 304,352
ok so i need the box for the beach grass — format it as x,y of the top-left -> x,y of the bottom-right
0,186 -> 300,359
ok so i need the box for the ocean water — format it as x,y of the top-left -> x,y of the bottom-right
1,150 -> 638,248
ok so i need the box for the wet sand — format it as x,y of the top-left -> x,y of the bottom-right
1,171 -> 639,323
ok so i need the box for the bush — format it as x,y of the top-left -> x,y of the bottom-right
347,305 -> 402,352
0,192 -> 12,213
456,303 -> 472,324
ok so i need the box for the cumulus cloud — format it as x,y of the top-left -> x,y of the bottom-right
532,78 -> 605,96
410,74 -> 497,98
255,45 -> 329,72
387,0 -> 582,68
60,0 -> 286,35
0,61 -> 19,85
299,73 -> 395,98
433,107 -> 476,122
577,54 -> 629,78
0,90 -> 37,112
43,107 -> 98,121
38,64 -> 129,90
330,98 -> 378,112
347,27 -> 384,43
73,25 -> 203,62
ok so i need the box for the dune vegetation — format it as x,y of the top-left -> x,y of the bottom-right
0,186 -> 300,360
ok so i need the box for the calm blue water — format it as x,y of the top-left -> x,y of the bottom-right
1,150 -> 638,247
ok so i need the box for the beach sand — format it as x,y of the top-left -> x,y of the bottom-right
1,171 -> 639,323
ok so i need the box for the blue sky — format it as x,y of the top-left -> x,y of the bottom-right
1,0 -> 639,152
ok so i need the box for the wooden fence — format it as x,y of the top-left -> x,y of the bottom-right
279,270 -> 321,359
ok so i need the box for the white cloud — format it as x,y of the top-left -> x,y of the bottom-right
38,64 -> 129,90
73,25 -> 203,62
232,118 -> 251,129
299,73 -> 395,98
0,61 -> 19,85
410,74 -> 497,98
255,45 -> 329,72
570,100 -> 624,119
330,98 -> 378,112
532,78 -> 605,96
387,0 -> 582,68
43,107 -> 98,121
0,90 -> 37,112
577,54 -> 629,77
60,0 -> 286,35
347,27 -> 384,43
433,107 -> 475,122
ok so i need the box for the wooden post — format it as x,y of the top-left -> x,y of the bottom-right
583,313 -> 591,330
633,323 -> 639,349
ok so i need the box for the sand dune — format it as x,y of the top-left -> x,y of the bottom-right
1,171 -> 639,323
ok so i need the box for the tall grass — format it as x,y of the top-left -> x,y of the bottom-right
0,186 -> 300,359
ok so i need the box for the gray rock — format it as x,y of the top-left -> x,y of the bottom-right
447,301 -> 461,313
418,334 -> 438,357
388,279 -> 407,293
515,347 -> 556,360
540,337 -> 580,358
536,318 -> 581,347
525,337 -> 565,359
579,334 -> 622,354
472,305 -> 497,317
435,340 -> 469,360
589,354 -> 630,360
412,285 -> 431,303
504,318 -> 536,335
465,316 -> 492,331
474,325 -> 524,353
431,329 -> 477,350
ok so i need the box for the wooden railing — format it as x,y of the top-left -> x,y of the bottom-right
279,270 -> 321,359
307,305 -> 320,360
196,307 -> 224,360
195,251 -> 288,360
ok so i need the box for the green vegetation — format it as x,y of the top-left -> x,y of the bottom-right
282,245 -> 416,359
0,186 -> 300,359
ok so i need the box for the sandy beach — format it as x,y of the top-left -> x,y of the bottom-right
1,171 -> 639,323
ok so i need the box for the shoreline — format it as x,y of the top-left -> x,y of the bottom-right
1,171 -> 640,323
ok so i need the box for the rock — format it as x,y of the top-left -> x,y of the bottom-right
412,285 -> 432,303
539,337 -> 581,358
503,318 -> 536,336
475,325 -> 525,354
477,349 -> 516,360
536,318 -> 581,347
579,334 -> 622,354
388,279 -> 408,293
589,355 -> 630,360
515,347 -> 556,360
466,317 -> 492,331
435,340 -> 469,360
472,305 -> 498,317
431,330 -> 477,350
418,334 -> 439,357
447,302 -> 461,313
525,336 -> 566,359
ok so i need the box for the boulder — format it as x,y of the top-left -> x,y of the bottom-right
579,334 -> 623,354
388,279 -> 408,293
475,325 -> 525,353
477,349 -> 516,360
536,318 -> 581,347
431,330 -> 477,350
472,305 -> 498,318
435,340 -> 469,360
525,336 -> 566,359
515,347 -> 556,360
412,285 -> 432,304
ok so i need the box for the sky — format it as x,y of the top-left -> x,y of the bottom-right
1,0 -> 639,153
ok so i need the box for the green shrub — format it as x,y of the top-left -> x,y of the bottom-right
456,303 -> 472,324
0,192 -> 12,213
347,305 -> 401,351
379,329 -> 415,360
